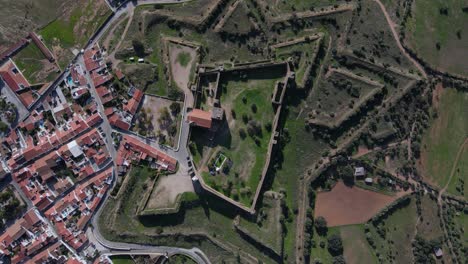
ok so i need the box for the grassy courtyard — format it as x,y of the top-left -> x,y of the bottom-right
12,42 -> 58,84
193,66 -> 286,206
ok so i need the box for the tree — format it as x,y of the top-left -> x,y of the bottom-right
251,103 -> 257,113
0,121 -> 8,133
132,39 -> 145,57
332,255 -> 345,264
169,102 -> 181,116
247,120 -> 262,137
239,128 -> 247,139
315,216 -> 328,235
338,165 -> 355,186
327,234 -> 343,256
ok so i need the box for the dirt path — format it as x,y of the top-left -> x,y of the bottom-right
108,8 -> 134,64
374,0 -> 427,79
352,140 -> 407,159
441,138 -> 468,194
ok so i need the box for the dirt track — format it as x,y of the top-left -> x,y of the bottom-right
314,181 -> 401,226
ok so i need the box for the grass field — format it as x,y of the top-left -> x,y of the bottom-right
419,88 -> 468,190
309,227 -> 340,263
340,224 -> 377,264
39,0 -> 111,68
367,196 -> 417,263
406,0 -> 468,75
237,193 -> 283,253
446,146 -> 467,199
12,43 -> 59,84
417,195 -> 443,240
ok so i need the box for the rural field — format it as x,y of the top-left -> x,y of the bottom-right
340,224 -> 377,264
39,0 -> 111,68
314,181 -> 401,226
419,87 -> 468,193
0,0 -> 70,52
405,0 -> 468,75
86,0 -> 467,263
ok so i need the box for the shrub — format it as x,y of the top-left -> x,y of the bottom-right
251,103 -> 257,113
239,128 -> 247,139
327,234 -> 343,256
315,216 -> 328,235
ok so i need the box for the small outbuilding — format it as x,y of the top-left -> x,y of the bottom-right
365,177 -> 373,184
354,167 -> 366,177
434,248 -> 443,258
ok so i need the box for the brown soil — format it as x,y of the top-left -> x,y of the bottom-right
145,169 -> 194,210
168,44 -> 196,91
314,181 -> 401,227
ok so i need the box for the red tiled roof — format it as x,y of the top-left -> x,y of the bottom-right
109,114 -> 130,130
115,69 -> 124,80
123,98 -> 139,114
120,135 -> 177,171
187,109 -> 212,128
133,89 -> 144,101
0,60 -> 30,92
104,107 -> 114,117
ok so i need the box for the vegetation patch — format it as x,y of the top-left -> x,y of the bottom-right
193,66 -> 286,206
419,87 -> 468,190
39,0 -> 111,68
308,68 -> 384,129
12,42 -> 59,84
340,224 -> 377,264
406,0 -> 468,75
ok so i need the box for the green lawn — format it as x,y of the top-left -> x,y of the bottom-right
176,51 -> 191,68
110,256 -> 134,264
420,88 -> 468,190
406,0 -> 468,75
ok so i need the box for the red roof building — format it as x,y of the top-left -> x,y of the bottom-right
187,109 -> 212,128
0,60 -> 30,92
108,114 -> 131,130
